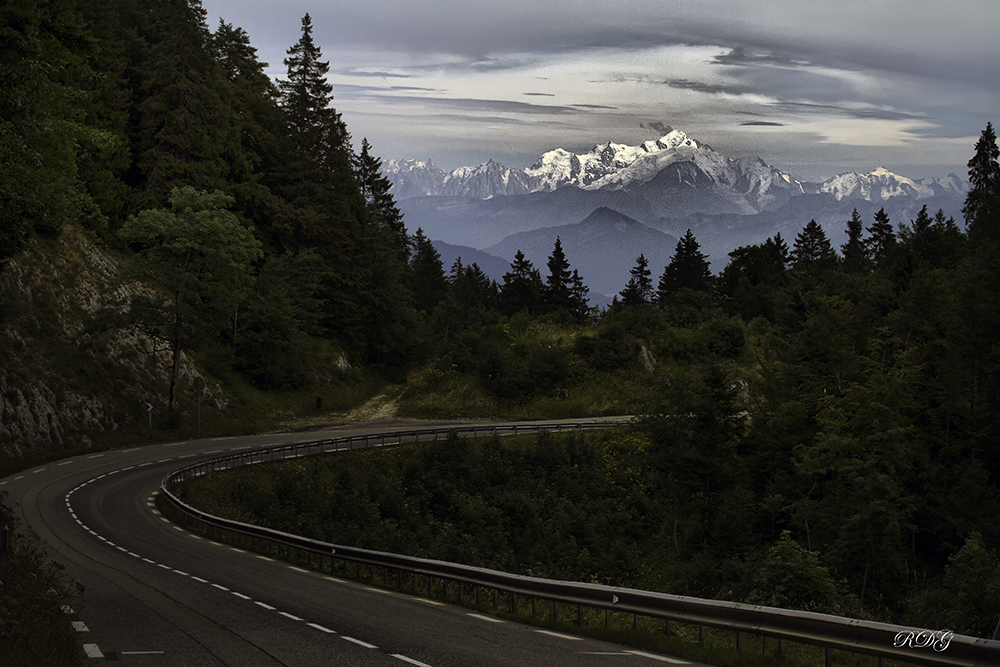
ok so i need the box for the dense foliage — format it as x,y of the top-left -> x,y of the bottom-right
0,492 -> 82,666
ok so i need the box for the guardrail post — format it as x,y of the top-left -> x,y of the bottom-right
699,625 -> 706,642
458,580 -> 463,603
778,638 -> 784,653
475,585 -> 480,606
665,619 -> 671,635
633,613 -> 638,630
605,608 -> 609,629
553,600 -> 558,622
736,631 -> 743,651
532,597 -> 536,618
825,647 -> 832,667
493,588 -> 498,608
878,658 -> 886,667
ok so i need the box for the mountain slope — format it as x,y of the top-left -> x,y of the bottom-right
485,207 -> 679,299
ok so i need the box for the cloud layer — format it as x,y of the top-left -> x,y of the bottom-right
202,0 -> 998,180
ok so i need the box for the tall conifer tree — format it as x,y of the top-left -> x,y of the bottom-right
867,207 -> 896,268
657,230 -> 712,302
963,122 -> 1000,243
620,254 -> 653,306
501,250 -> 544,315
543,237 -> 573,313
791,220 -> 836,270
356,137 -> 408,261
278,13 -> 350,166
841,208 -> 870,274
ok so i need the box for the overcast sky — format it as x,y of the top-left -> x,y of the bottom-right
201,0 -> 998,181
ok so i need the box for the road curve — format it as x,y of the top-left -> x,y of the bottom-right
3,418 -> 708,666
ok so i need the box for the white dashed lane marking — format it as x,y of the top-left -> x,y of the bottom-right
534,629 -> 582,641
467,613 -> 504,623
392,655 -> 434,667
66,467 -> 437,664
625,650 -> 691,663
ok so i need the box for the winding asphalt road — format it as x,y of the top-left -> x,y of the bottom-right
3,418 -> 709,666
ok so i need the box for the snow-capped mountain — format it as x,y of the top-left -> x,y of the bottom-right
818,167 -> 969,202
524,129 -> 803,199
383,158 -> 538,199
386,127 -> 969,280
381,159 -> 449,198
385,128 -> 807,215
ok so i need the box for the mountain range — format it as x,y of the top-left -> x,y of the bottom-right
386,128 -> 969,304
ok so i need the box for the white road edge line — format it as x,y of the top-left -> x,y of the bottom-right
342,636 -> 378,649
392,654 -> 434,667
625,650 -> 691,664
534,629 -> 583,641
308,622 -> 336,634
466,613 -> 504,623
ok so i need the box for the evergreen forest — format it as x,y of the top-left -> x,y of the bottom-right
3,0 -> 1000,645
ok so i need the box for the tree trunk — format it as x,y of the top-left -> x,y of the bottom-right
168,334 -> 181,416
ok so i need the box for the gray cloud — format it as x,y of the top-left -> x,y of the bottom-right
337,70 -> 415,79
770,101 -> 929,122
203,0 -> 998,179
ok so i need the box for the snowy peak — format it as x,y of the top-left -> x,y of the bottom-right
382,159 -> 448,198
442,159 -> 539,198
384,128 -> 968,212
525,130 -> 706,191
819,168 -> 969,202
383,158 -> 538,199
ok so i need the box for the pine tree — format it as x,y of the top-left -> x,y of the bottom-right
500,250 -> 544,315
619,254 -> 653,306
129,0 -> 236,208
450,259 -> 499,313
791,220 -> 836,270
569,269 -> 591,322
543,237 -> 573,313
409,228 -> 447,313
962,122 -> 1000,243
657,229 -> 712,303
355,137 -> 408,261
867,207 -> 896,268
278,13 -> 350,166
841,208 -> 870,274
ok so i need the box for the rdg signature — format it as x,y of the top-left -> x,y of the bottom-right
894,629 -> 953,652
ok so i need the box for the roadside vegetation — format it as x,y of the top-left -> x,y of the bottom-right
0,492 -> 83,667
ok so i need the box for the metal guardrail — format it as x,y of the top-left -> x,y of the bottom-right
159,422 -> 1000,667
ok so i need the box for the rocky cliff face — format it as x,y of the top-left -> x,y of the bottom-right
0,227 -> 221,459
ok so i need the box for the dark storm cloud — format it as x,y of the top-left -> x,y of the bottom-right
771,102 -> 929,122
741,121 -> 785,127
661,78 -> 752,96
713,47 -> 802,68
336,84 -> 581,116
